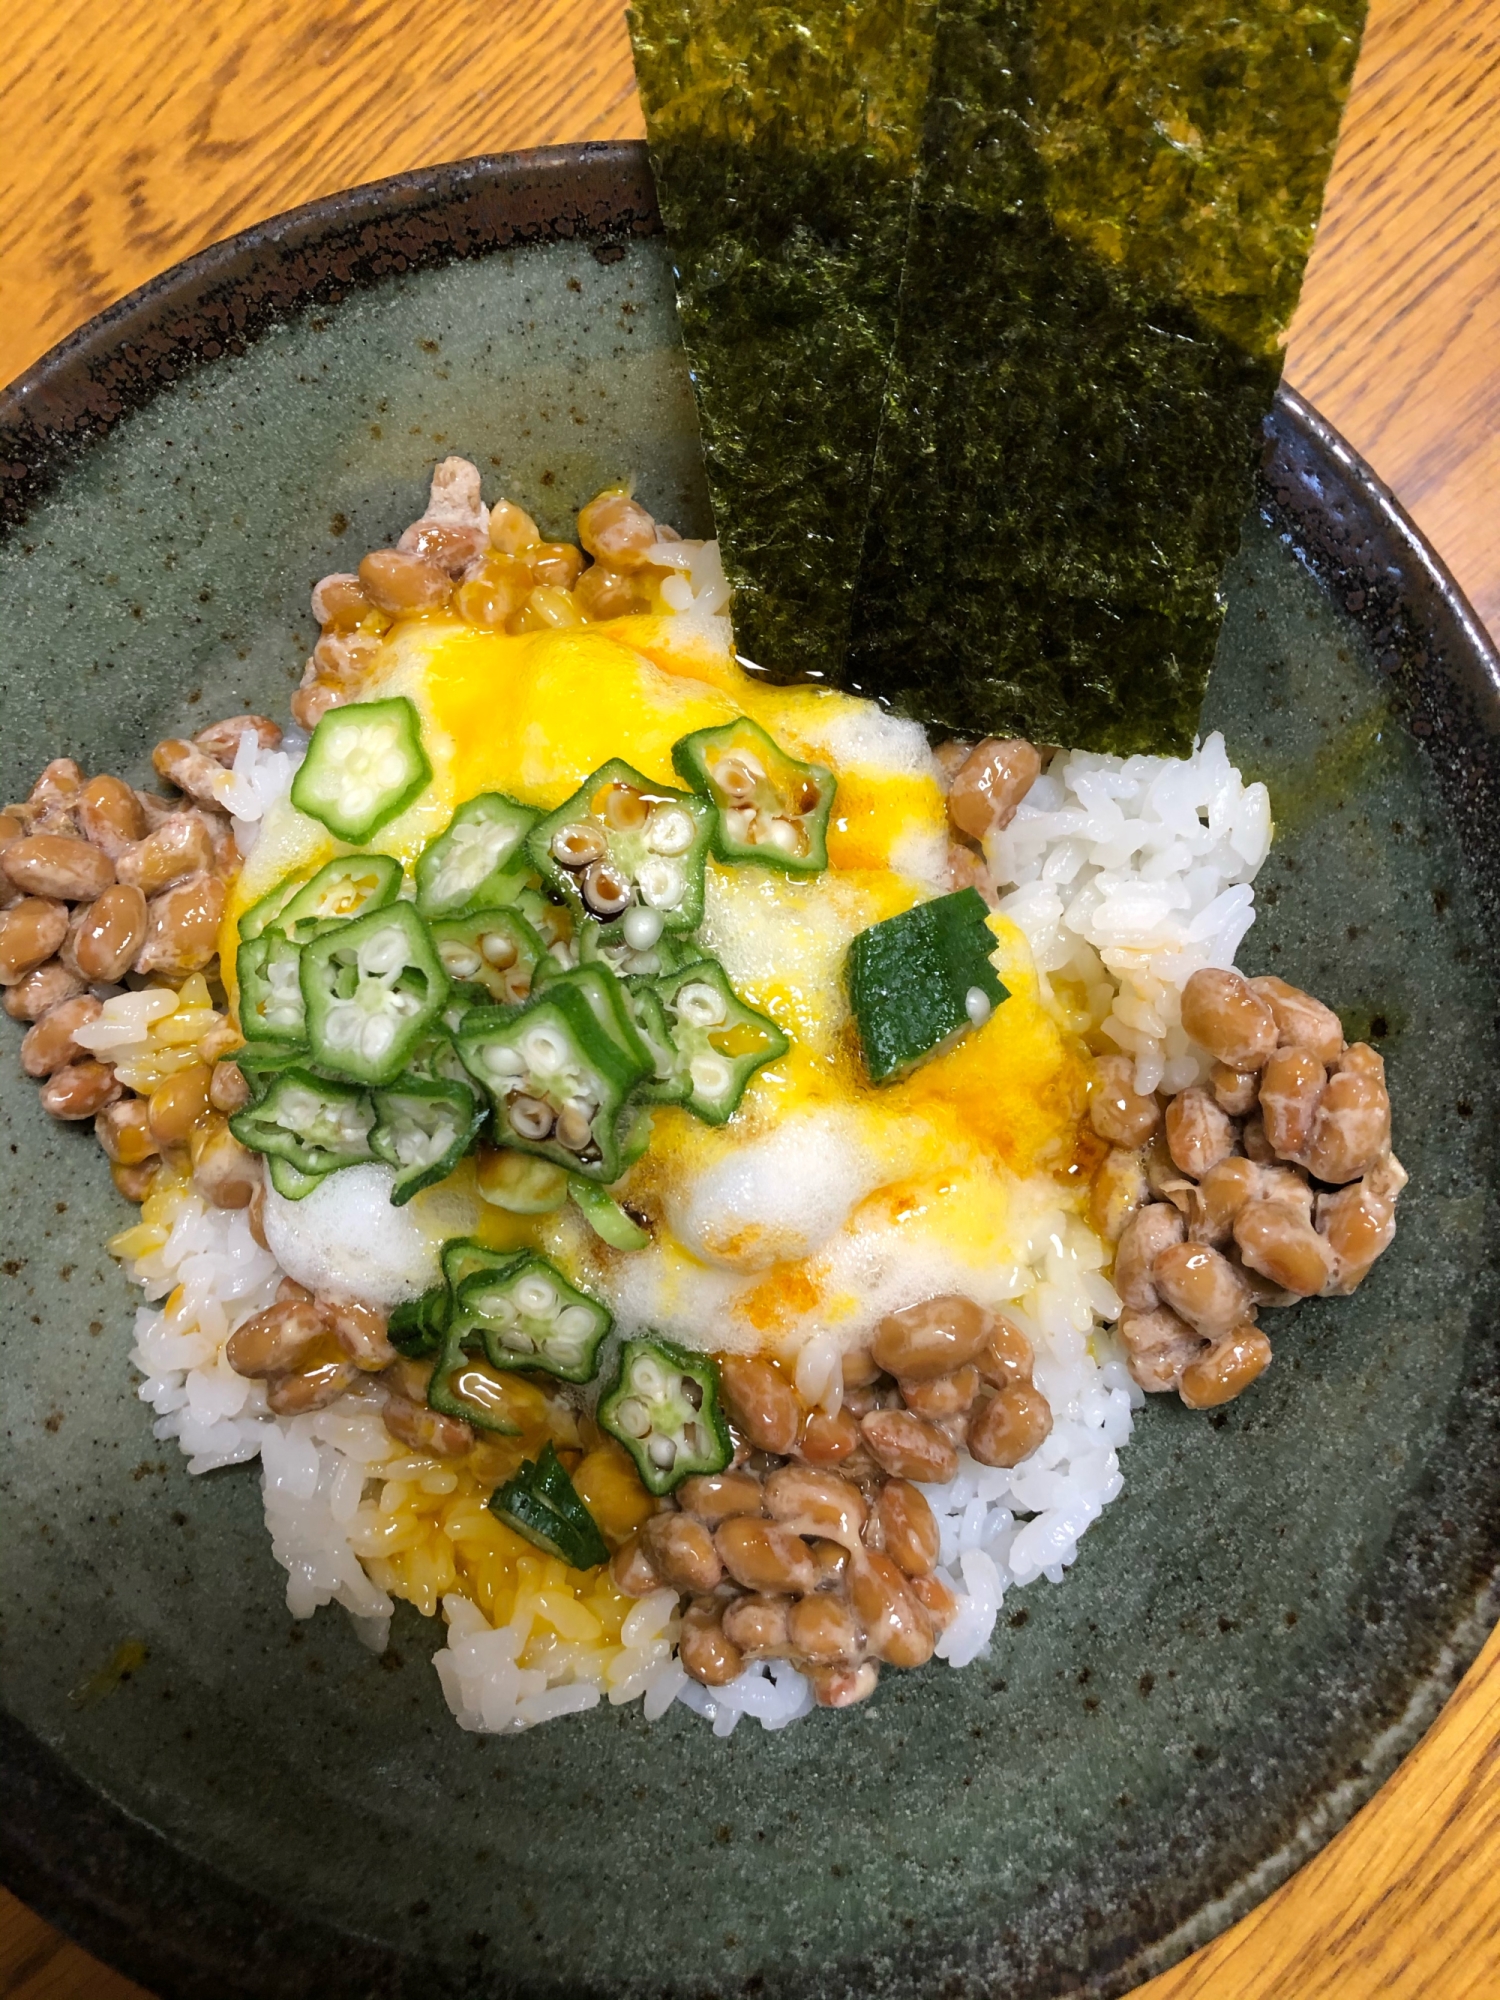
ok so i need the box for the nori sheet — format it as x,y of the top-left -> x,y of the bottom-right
628,0 -> 938,681
846,0 -> 1365,753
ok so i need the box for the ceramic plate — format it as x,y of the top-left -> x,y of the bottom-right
3,146 -> 1499,2000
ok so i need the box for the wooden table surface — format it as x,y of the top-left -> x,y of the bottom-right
3,1 -> 1500,1994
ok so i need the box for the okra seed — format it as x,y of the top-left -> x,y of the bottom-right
634,1358 -> 668,1397
555,1105 -> 592,1150
711,756 -> 760,801
637,857 -> 685,909
965,986 -> 993,1025
615,1396 -> 652,1437
552,822 -> 606,866
764,818 -> 801,854
521,1024 -> 569,1069
690,1054 -> 733,1098
648,1436 -> 677,1469
582,860 -> 632,916
601,784 -> 649,832
645,806 -> 695,856
725,807 -> 754,844
439,941 -> 483,978
480,931 -> 518,968
556,1305 -> 596,1339
622,906 -> 665,950
483,1046 -> 525,1077
510,1095 -> 555,1139
677,982 -> 728,1029
515,1274 -> 557,1316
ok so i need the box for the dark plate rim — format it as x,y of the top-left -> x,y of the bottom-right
3,145 -> 1500,2000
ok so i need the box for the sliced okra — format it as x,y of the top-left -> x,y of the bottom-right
429,904 -> 544,1006
489,1443 -> 609,1570
531,964 -> 653,1074
567,1176 -> 651,1251
223,1041 -> 307,1103
672,716 -> 835,873
290,696 -> 432,844
414,792 -> 539,919
300,902 -> 449,1087
456,984 -> 648,1183
441,1238 -> 525,1294
452,1253 -> 612,1382
527,758 -> 713,931
238,870 -> 311,942
267,1155 -> 331,1201
229,1067 -> 377,1176
388,1285 -> 451,1358
370,1078 -> 483,1205
618,978 -> 690,1106
654,958 -> 788,1124
275,853 -> 403,944
577,903 -> 696,982
404,1027 -> 480,1099
516,888 -> 576,964
597,1336 -> 732,1496
236,930 -> 309,1044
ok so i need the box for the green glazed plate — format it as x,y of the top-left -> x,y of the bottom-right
2,147 -> 1499,2000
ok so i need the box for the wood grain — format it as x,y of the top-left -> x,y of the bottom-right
3,1 -> 1500,1995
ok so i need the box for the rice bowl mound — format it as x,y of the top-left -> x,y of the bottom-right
1,456 -> 1404,1737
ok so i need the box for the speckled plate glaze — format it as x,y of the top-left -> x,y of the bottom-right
3,147 -> 1499,2000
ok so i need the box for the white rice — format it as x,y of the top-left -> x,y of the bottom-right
115,712 -> 1264,1735
216,726 -> 306,855
989,731 -> 1271,1095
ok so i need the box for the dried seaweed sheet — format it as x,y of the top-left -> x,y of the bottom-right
629,0 -> 938,680
846,0 -> 1365,753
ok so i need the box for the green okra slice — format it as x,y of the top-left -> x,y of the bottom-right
371,1078 -> 485,1206
672,717 -> 835,873
237,870 -> 311,942
222,1041 -> 307,1103
388,1285 -> 451,1358
230,1066 -> 377,1175
847,886 -> 1008,1083
421,1240 -> 530,1434
489,1442 -> 609,1570
441,1238 -> 525,1294
266,1156 -> 331,1202
274,854 -> 403,944
597,1336 -> 732,1496
516,888 -> 576,963
428,904 -> 545,1007
290,696 -> 432,844
236,930 -> 308,1044
576,907 -> 696,982
300,902 -> 450,1087
414,792 -> 540,919
456,984 -> 649,1183
452,1253 -> 612,1383
530,964 -> 654,1074
618,979 -> 690,1106
567,1177 -> 651,1252
527,759 -> 713,933
653,959 -> 789,1123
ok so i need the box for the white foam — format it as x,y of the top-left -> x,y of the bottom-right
665,1109 -> 884,1272
262,1162 -> 481,1306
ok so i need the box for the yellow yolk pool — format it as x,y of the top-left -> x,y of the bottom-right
238,611 -> 1090,1357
